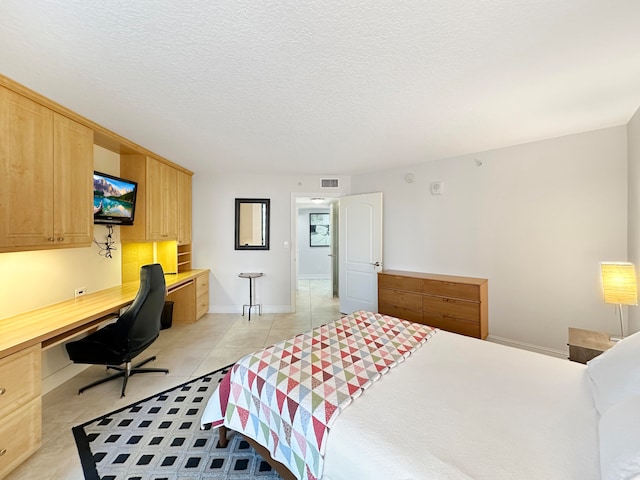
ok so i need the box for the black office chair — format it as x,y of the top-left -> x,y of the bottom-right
65,263 -> 169,397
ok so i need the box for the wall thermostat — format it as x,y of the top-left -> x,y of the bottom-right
430,181 -> 443,195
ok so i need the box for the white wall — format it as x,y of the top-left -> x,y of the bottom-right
351,126 -> 628,354
297,207 -> 331,279
192,173 -> 350,313
627,105 -> 640,334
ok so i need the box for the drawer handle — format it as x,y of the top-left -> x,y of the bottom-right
0,448 -> 6,456
0,387 -> 5,395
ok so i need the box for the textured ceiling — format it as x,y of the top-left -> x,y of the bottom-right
1,1 -> 639,175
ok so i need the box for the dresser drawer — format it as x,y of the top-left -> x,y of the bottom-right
424,313 -> 480,338
378,303 -> 423,324
379,288 -> 422,311
422,280 -> 480,301
0,397 -> 41,479
423,295 -> 479,321
0,344 -> 41,419
378,274 -> 422,293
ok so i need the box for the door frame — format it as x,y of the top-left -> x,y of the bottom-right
290,192 -> 343,312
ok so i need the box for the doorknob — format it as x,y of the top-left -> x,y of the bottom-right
371,261 -> 381,267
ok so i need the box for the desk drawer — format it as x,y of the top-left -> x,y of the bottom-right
196,274 -> 209,295
196,292 -> 209,320
0,397 -> 41,479
0,344 -> 41,419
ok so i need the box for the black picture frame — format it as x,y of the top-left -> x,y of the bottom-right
309,213 -> 330,247
235,198 -> 270,250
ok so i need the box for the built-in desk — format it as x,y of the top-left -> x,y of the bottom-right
0,268 -> 209,479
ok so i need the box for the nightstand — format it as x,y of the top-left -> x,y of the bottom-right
567,327 -> 615,364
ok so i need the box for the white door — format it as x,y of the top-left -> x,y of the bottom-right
339,192 -> 383,313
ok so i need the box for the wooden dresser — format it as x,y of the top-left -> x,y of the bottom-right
378,270 -> 488,339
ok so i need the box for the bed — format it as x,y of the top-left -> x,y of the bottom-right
201,311 -> 640,480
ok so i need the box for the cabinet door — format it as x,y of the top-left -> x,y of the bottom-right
53,113 -> 93,246
119,154 -> 147,242
146,158 -> 164,239
0,87 -> 54,248
177,170 -> 192,245
146,158 -> 178,240
162,163 -> 178,239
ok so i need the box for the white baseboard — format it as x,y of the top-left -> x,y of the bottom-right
42,363 -> 90,395
486,334 -> 567,359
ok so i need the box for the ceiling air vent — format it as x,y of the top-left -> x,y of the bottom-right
321,178 -> 339,188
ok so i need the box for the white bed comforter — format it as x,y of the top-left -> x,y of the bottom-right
322,330 -> 600,480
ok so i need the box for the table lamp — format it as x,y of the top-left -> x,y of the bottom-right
600,262 -> 637,340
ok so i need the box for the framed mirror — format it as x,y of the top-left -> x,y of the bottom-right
235,198 -> 270,250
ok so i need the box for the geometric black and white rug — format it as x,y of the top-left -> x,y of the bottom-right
72,365 -> 283,480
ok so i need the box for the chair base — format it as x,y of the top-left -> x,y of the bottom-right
78,356 -> 169,397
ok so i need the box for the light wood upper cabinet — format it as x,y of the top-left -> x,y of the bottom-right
160,161 -> 178,240
177,170 -> 192,245
146,158 -> 178,240
0,87 -> 93,251
53,113 -> 94,245
0,87 -> 54,248
120,155 -> 180,242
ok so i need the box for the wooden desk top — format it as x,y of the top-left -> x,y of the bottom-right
0,269 -> 209,359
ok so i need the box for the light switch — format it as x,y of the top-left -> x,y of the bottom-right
284,241 -> 290,249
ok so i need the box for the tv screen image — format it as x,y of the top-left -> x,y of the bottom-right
93,171 -> 138,225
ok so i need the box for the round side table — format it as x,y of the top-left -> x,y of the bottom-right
238,272 -> 263,320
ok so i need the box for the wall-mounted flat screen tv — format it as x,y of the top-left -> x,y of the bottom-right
93,171 -> 138,225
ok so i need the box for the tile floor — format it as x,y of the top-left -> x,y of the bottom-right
6,279 -> 340,480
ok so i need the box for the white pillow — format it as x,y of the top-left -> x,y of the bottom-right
599,395 -> 640,480
586,330 -> 640,415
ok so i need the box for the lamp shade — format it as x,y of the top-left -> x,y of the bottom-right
600,262 -> 638,306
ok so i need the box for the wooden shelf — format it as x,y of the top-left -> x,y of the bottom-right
177,244 -> 192,272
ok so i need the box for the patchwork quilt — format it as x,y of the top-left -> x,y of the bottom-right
200,310 -> 436,480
